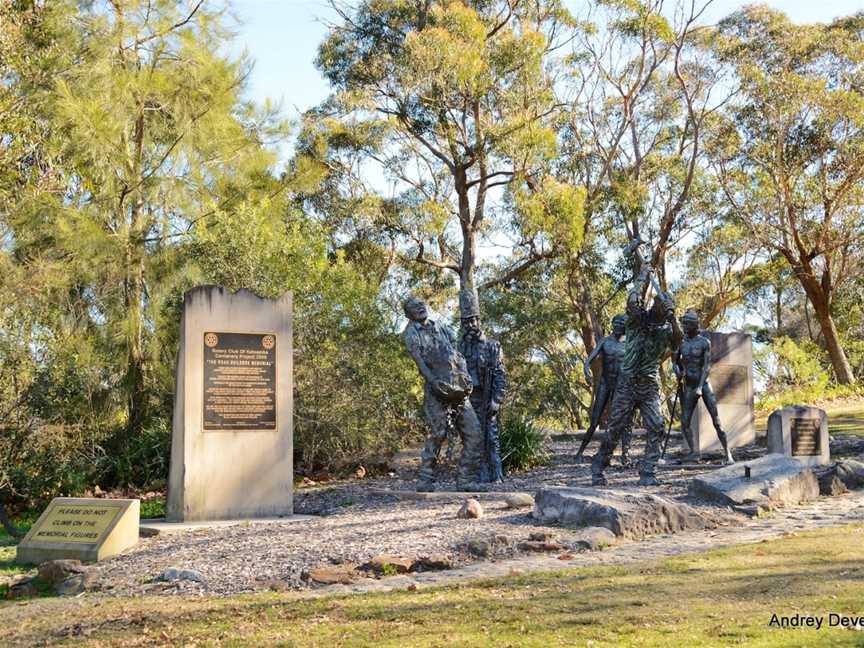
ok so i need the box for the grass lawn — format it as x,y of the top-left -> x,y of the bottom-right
1,524 -> 863,647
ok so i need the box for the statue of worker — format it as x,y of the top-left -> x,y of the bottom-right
673,309 -> 735,464
402,297 -> 486,492
591,254 -> 683,487
457,288 -> 507,483
576,314 -> 631,466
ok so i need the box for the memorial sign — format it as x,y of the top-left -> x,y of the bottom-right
203,332 -> 277,431
167,286 -> 293,522
690,332 -> 755,454
767,406 -> 830,466
16,498 -> 139,564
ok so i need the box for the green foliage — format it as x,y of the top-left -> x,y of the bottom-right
756,337 -> 864,413
139,497 -> 166,520
499,413 -> 551,472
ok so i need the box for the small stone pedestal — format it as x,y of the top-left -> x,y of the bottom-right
767,405 -> 830,467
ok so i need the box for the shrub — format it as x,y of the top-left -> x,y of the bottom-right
499,413 -> 551,472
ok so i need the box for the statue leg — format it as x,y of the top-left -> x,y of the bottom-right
636,378 -> 665,485
418,386 -> 448,489
703,383 -> 734,464
487,412 -> 504,481
455,399 -> 485,490
679,387 -> 700,460
591,380 -> 634,485
469,392 -> 490,482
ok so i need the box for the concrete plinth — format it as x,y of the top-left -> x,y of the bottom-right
167,286 -> 293,522
690,332 -> 755,454
767,405 -> 830,466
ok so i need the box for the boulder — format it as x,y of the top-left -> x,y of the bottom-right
688,454 -> 819,507
517,541 -> 564,553
503,493 -> 534,509
156,567 -> 205,583
412,554 -> 453,572
457,499 -> 484,519
5,576 -> 38,600
55,572 -> 96,596
836,459 -> 864,490
571,526 -> 618,551
38,559 -> 87,586
303,565 -> 359,585
533,487 -> 709,539
818,473 -> 849,497
362,555 -> 414,575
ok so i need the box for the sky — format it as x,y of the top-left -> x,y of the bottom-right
231,0 -> 864,128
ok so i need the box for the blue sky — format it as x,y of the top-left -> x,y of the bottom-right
231,0 -> 864,124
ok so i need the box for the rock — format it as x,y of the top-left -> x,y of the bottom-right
732,503 -> 772,518
819,473 -> 849,497
503,493 -> 534,509
533,487 -> 710,539
38,559 -> 86,586
362,555 -> 414,575
688,454 -> 819,507
303,565 -> 358,585
55,572 -> 96,596
517,541 -> 564,552
528,531 -> 555,542
457,499 -> 483,519
571,526 -> 617,551
836,459 -> 864,490
465,539 -> 490,557
261,579 -> 292,592
156,568 -> 205,583
412,554 -> 453,572
6,576 -> 38,599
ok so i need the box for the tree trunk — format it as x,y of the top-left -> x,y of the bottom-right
798,275 -> 856,384
0,500 -> 23,538
808,294 -> 856,385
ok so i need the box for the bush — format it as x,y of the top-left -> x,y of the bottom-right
499,413 -> 551,472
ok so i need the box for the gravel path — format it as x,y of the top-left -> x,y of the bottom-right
82,433 -> 864,598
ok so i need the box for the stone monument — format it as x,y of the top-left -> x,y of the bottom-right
167,286 -> 293,521
767,405 -> 830,466
16,498 -> 139,564
687,331 -> 755,455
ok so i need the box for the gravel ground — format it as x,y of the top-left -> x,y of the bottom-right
84,432 -> 864,598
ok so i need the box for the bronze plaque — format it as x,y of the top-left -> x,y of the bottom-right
710,365 -> 750,405
203,332 -> 276,431
791,417 -> 821,456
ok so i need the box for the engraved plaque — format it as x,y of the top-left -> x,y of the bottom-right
710,365 -> 750,405
30,503 -> 122,544
203,332 -> 276,431
791,417 -> 821,456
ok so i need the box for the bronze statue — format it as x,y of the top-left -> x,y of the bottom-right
576,314 -> 631,466
591,242 -> 683,487
402,297 -> 486,492
673,310 -> 735,464
458,288 -> 506,483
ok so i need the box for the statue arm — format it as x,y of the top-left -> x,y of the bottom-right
583,341 -> 604,384
698,339 -> 711,393
669,311 -> 684,349
404,331 -> 438,386
491,344 -> 506,409
672,346 -> 683,379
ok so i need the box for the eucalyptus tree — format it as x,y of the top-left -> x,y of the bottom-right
710,6 -> 864,384
555,0 -> 729,354
310,0 -> 585,307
